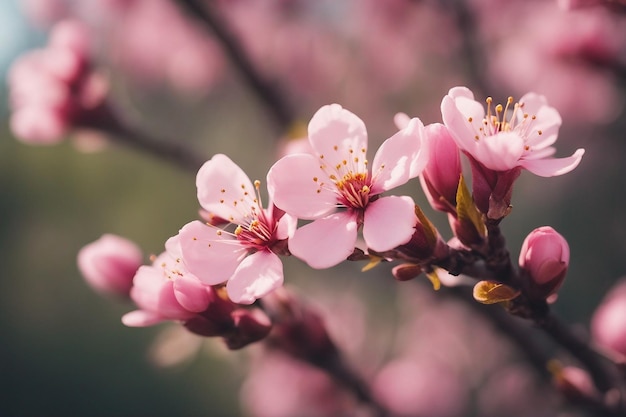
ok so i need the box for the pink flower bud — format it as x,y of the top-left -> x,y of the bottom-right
519,226 -> 570,299
591,280 -> 626,357
77,234 -> 143,297
419,123 -> 461,214
553,365 -> 599,402
225,308 -> 273,350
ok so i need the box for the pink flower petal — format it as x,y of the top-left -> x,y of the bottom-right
441,94 -> 482,153
129,265 -> 165,310
523,146 -> 556,160
275,211 -> 297,240
371,117 -> 426,193
156,280 -> 196,320
121,310 -> 164,327
394,112 -> 411,129
226,251 -> 284,304
474,132 -> 525,171
173,274 -> 210,312
307,104 -> 368,163
363,196 -> 416,252
267,153 -> 337,219
520,149 -> 585,177
289,211 -> 358,269
196,154 -> 256,224
178,220 -> 245,285
519,95 -> 562,149
10,106 -> 68,145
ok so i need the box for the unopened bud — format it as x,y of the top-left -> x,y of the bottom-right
550,362 -> 599,403
77,234 -> 142,297
419,123 -> 461,214
226,308 -> 273,350
591,279 -> 626,357
519,226 -> 569,300
392,263 -> 422,281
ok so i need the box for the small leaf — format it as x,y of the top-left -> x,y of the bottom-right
456,174 -> 487,237
425,270 -> 441,291
473,280 -> 520,304
414,204 -> 438,248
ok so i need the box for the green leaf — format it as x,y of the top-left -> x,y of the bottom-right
456,174 -> 486,237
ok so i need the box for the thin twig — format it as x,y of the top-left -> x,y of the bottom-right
85,104 -> 207,174
440,285 -> 625,417
173,0 -> 296,129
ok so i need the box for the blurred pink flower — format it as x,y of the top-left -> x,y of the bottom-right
179,154 -> 296,304
487,2 -> 626,124
268,104 -> 428,268
442,86 -> 584,177
77,234 -> 143,297
591,279 -> 626,357
519,226 -> 570,299
557,0 -> 604,9
106,0 -> 224,94
122,235 -> 211,327
8,19 -> 108,145
240,351 -> 357,417
374,357 -> 468,417
20,0 -> 70,28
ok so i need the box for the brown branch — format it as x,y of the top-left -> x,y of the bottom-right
84,103 -> 207,174
173,0 -> 296,129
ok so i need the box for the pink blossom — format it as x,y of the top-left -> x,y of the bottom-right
485,3 -> 626,124
8,19 -> 108,145
374,357 -> 467,417
591,279 -> 626,357
240,351 -> 356,417
441,86 -> 584,177
178,154 -> 296,304
122,235 -> 211,327
519,226 -> 570,299
77,234 -> 143,297
267,104 -> 428,269
419,122 -> 462,214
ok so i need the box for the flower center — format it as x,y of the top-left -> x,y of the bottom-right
467,96 -> 543,145
233,180 -> 276,251
332,172 -> 372,209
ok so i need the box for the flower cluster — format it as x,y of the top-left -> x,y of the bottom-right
8,19 -> 109,145
76,87 -> 586,337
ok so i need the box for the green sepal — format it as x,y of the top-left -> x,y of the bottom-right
456,174 -> 487,237
414,204 -> 438,248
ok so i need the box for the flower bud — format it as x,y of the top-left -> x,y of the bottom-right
551,364 -> 599,402
225,308 -> 273,350
519,226 -> 570,299
392,263 -> 422,281
591,279 -> 626,357
77,234 -> 143,297
419,123 -> 461,214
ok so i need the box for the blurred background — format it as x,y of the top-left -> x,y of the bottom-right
1,0 -> 625,416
